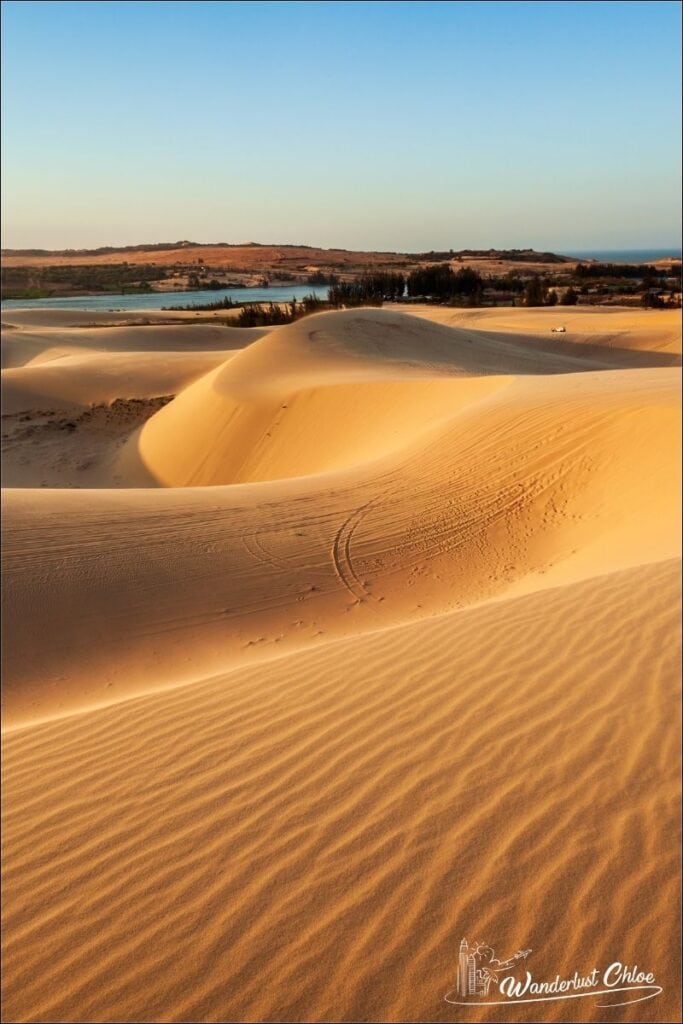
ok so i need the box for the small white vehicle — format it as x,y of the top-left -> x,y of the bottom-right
551,326 -> 566,333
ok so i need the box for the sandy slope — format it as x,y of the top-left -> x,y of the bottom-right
132,309 -> 680,488
2,352 -> 235,413
1,320 -> 261,486
3,360 -> 679,724
3,561 -> 680,1023
1,305 -> 681,1022
0,320 -> 260,369
1,308 -> 251,330
387,304 -> 682,356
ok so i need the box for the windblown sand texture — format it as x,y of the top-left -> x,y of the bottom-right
2,304 -> 681,1022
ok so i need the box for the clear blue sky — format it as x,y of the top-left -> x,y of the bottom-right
1,0 -> 681,251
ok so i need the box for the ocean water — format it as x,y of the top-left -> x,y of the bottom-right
560,248 -> 681,263
0,284 -> 329,312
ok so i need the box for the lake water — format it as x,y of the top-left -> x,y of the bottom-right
4,254 -> 680,312
0,284 -> 329,312
560,248 -> 681,263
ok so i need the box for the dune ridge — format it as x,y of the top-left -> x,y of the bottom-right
2,304 -> 680,1022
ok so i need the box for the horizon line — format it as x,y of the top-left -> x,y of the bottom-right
2,240 -> 682,255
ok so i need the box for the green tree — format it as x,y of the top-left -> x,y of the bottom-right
523,276 -> 547,306
452,267 -> 483,298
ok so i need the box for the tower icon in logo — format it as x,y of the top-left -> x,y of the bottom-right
453,938 -> 532,999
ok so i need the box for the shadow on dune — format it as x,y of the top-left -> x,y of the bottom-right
478,329 -> 682,371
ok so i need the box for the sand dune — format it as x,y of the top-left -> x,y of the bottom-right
133,308 -> 680,487
2,351 -> 234,414
1,307 -> 250,330
1,319 -> 261,487
389,304 -> 683,357
2,304 -> 680,1022
3,560 -> 680,1023
3,361 -> 678,723
0,320 -> 260,369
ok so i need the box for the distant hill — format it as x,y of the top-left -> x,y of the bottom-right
1,241 -> 572,264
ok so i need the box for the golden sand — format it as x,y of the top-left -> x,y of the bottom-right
2,304 -> 680,1022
